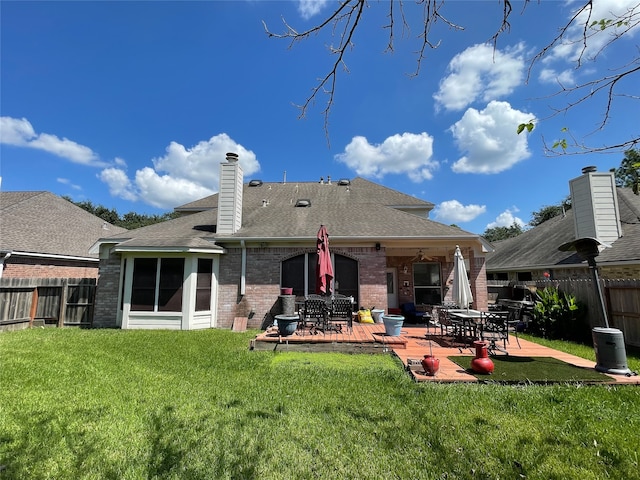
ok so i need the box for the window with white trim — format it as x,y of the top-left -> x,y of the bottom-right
130,258 -> 185,312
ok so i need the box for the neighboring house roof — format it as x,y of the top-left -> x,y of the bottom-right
1,191 -> 127,260
485,187 -> 640,271
98,177 -> 481,250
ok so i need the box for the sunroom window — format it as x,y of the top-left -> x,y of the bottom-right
130,258 -> 185,312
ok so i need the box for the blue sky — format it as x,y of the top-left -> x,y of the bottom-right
1,0 -> 638,234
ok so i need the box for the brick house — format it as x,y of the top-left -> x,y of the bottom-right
486,167 -> 640,282
92,153 -> 492,330
0,191 -> 126,279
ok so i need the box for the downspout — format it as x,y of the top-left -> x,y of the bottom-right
240,240 -> 246,296
0,251 -> 11,279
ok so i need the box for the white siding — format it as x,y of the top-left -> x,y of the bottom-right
569,171 -> 622,244
217,161 -> 243,234
191,313 -> 213,329
126,314 -> 182,330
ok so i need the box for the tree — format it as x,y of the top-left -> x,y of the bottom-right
482,222 -> 523,242
529,196 -> 572,227
614,148 -> 640,194
62,196 -> 179,229
265,1 -> 640,153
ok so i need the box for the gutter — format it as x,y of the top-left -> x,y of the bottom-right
240,240 -> 246,296
0,251 -> 11,279
4,250 -> 98,262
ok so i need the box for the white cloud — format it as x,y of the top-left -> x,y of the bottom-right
99,168 -> 138,202
98,134 -> 260,209
135,167 -> 213,209
297,0 -> 330,20
486,208 -> 525,230
433,200 -> 486,224
335,132 -> 437,182
542,0 -> 640,66
56,177 -> 82,190
0,116 -> 105,166
433,43 -> 525,112
538,68 -> 575,86
449,101 -> 535,174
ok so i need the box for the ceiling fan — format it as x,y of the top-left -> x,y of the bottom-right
410,249 -> 435,262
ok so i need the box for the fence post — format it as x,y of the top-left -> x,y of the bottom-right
29,288 -> 38,327
58,280 -> 68,328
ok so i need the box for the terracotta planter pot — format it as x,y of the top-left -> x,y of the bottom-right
471,340 -> 494,374
421,355 -> 440,376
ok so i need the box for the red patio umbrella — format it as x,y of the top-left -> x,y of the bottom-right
316,224 -> 334,295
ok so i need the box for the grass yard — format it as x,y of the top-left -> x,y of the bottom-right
1,329 -> 639,479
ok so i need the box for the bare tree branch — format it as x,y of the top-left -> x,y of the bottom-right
264,1 -> 366,144
264,0 -> 640,153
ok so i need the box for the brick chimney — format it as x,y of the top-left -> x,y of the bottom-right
569,166 -> 622,245
216,152 -> 243,234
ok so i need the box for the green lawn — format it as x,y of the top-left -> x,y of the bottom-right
1,328 -> 639,479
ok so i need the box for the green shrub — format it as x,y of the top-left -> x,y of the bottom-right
531,286 -> 586,341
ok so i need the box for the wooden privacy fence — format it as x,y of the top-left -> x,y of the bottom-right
0,277 -> 96,331
533,279 -> 640,348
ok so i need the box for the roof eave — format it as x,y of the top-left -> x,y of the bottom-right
113,246 -> 226,254
4,250 -> 98,262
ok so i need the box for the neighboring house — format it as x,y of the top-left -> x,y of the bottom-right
486,167 -> 640,282
92,153 -> 493,330
0,191 -> 127,279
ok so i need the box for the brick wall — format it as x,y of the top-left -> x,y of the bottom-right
92,254 -> 122,328
471,255 -> 488,310
2,257 -> 98,279
94,245 -> 492,330
601,265 -> 640,280
352,247 -> 387,310
385,251 -> 487,310
509,265 -> 640,282
217,246 -> 388,329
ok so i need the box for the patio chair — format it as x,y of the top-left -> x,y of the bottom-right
506,306 -> 523,349
329,295 -> 352,332
436,307 -> 458,338
480,311 -> 510,355
302,296 -> 329,334
400,302 -> 420,324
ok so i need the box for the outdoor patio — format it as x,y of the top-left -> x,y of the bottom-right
251,321 -> 640,385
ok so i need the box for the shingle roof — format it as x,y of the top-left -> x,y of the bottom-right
485,187 -> 640,271
101,177 -> 479,249
1,191 -> 127,258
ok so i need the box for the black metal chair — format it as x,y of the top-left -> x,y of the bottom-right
506,306 -> 523,349
301,296 -> 329,335
435,307 -> 458,337
329,295 -> 352,333
480,311 -> 510,355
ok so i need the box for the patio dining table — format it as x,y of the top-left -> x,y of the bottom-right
447,309 -> 485,346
